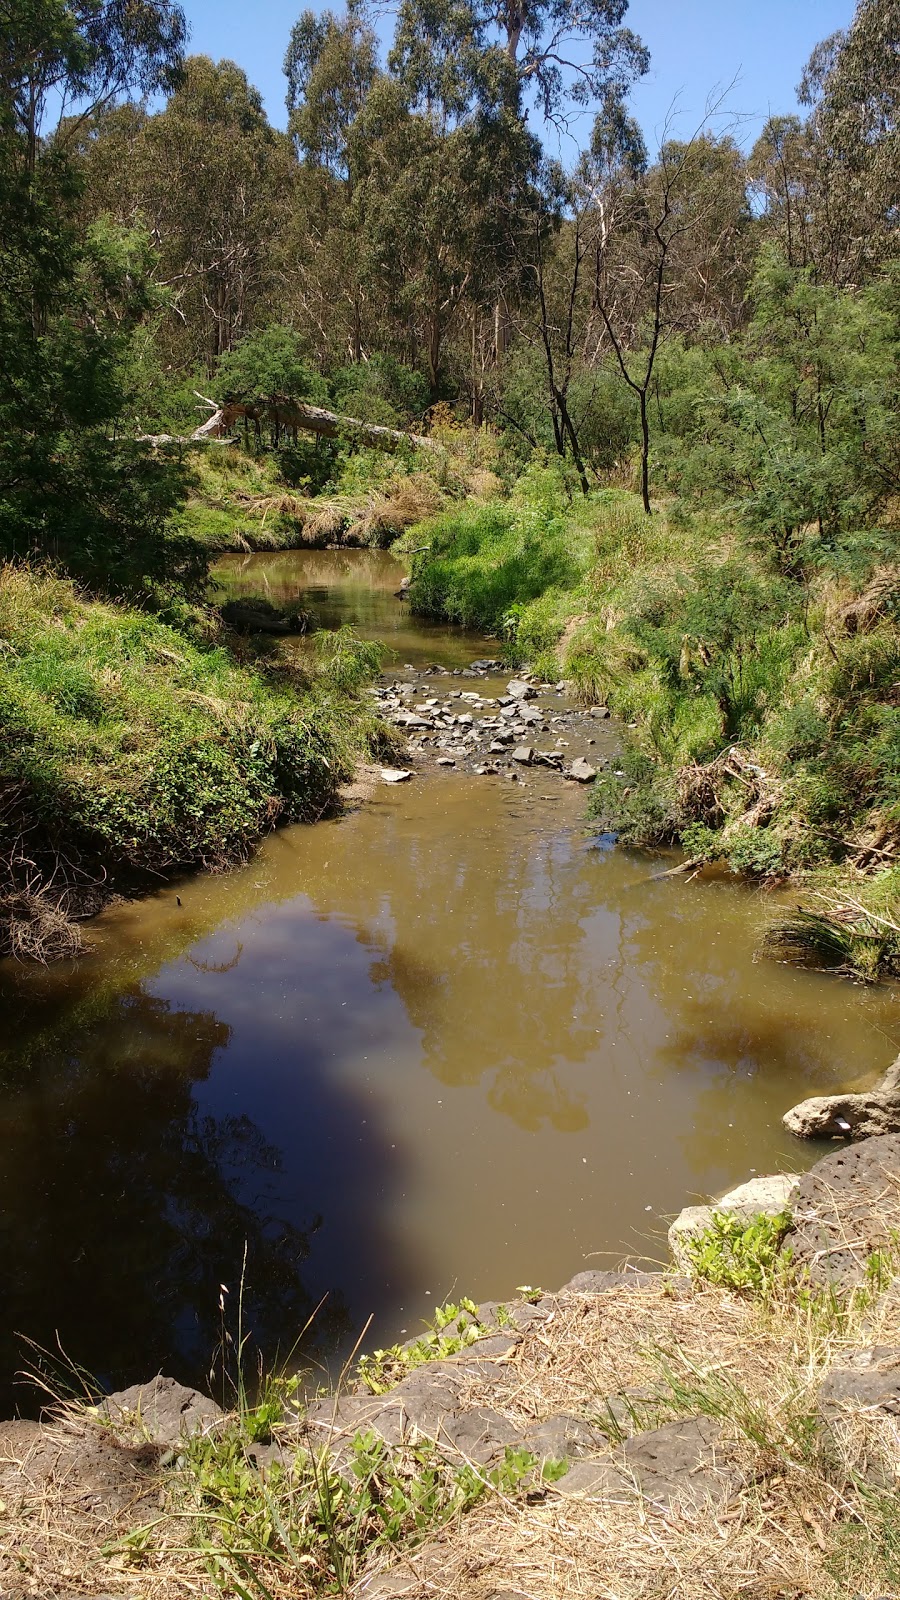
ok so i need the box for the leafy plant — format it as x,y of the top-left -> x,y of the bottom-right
357,1298 -> 488,1394
682,1211 -> 793,1297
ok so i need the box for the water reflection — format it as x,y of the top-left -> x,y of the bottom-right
0,981 -> 394,1415
213,549 -> 484,669
3,762 -> 898,1411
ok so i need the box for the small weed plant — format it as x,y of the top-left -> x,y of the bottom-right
357,1298 -> 488,1394
683,1211 -> 793,1296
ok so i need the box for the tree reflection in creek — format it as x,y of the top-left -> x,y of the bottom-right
0,989 -> 350,1417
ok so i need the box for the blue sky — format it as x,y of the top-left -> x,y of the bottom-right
181,0 -> 854,152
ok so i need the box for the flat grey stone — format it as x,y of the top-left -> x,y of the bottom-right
507,680 -> 536,700
568,757 -> 597,782
552,1457 -> 624,1497
512,745 -> 533,763
559,1269 -> 660,1294
621,1416 -> 742,1508
304,1392 -> 407,1444
522,1413 -> 608,1461
102,1375 -> 223,1446
819,1347 -> 900,1413
438,1405 -> 521,1466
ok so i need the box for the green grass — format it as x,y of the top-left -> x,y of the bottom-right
0,567 -> 392,954
405,464 -> 598,640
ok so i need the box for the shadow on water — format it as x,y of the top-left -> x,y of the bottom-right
0,969 -> 410,1418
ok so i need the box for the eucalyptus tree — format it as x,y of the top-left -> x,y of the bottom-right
122,56 -> 294,370
389,0 -> 648,126
284,0 -> 378,176
0,0 -> 199,595
755,0 -> 900,287
800,0 -> 900,264
0,0 -> 185,171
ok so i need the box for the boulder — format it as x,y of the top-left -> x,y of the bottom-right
221,598 -> 312,634
512,746 -> 533,764
790,1134 -> 900,1284
507,680 -> 536,701
669,1173 -> 800,1271
102,1375 -> 223,1447
380,768 -> 414,783
819,1346 -> 900,1415
560,1269 -> 661,1294
554,1417 -> 743,1510
784,1053 -> 900,1140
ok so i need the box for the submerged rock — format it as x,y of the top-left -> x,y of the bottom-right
221,597 -> 313,634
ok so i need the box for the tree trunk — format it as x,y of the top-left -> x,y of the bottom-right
638,390 -> 651,514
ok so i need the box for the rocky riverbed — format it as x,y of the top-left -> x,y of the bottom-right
370,659 -> 615,785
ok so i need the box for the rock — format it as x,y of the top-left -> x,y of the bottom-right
668,1173 -> 800,1271
553,1418 -> 741,1509
512,746 -> 533,764
521,1413 -> 608,1462
436,756 -> 455,766
380,768 -> 414,783
589,705 -> 611,719
560,1269 -> 661,1294
819,1346 -> 900,1414
392,713 -> 430,729
717,1173 -> 801,1213
553,1457 -> 624,1497
507,679 -> 536,700
438,1405 -> 521,1466
102,1375 -> 223,1446
567,757 -> 597,783
518,704 -> 543,725
790,1134 -> 900,1284
619,1416 -> 742,1508
221,597 -> 312,634
784,1053 -> 900,1140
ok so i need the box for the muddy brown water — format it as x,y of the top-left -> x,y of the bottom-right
0,549 -> 897,1414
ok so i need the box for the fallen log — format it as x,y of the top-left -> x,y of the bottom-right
783,1053 -> 900,1140
138,393 -> 440,454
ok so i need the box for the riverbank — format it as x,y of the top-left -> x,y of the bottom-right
176,438 -> 496,555
0,565 -> 392,959
405,471 -> 900,979
5,1135 -> 900,1599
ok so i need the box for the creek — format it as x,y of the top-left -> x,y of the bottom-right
0,548 -> 896,1414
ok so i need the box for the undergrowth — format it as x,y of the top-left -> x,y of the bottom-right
0,567 -> 392,958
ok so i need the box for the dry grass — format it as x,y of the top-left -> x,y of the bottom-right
0,887 -> 84,962
4,1276 -> 900,1598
